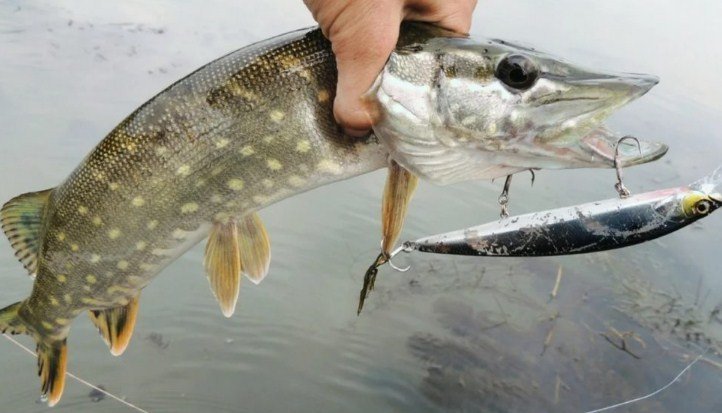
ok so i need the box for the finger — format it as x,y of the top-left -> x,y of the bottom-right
404,0 -> 477,34
326,4 -> 403,132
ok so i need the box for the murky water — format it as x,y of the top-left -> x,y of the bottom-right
1,1 -> 722,412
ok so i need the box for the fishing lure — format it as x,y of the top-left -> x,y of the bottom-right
356,161 -> 722,312
400,174 -> 721,257
358,161 -> 722,313
399,138 -> 722,257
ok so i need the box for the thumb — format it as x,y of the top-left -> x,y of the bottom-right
328,9 -> 402,134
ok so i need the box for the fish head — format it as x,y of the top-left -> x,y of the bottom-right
369,24 -> 668,184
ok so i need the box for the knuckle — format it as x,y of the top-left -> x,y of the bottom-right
333,104 -> 373,131
332,29 -> 395,63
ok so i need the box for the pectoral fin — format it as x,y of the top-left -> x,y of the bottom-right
238,213 -> 271,285
88,295 -> 140,356
381,160 -> 418,255
205,220 -> 242,317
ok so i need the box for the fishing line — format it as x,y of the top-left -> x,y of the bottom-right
583,349 -> 706,413
2,333 -> 150,413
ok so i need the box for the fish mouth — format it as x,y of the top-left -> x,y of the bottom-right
568,72 -> 665,167
565,72 -> 659,98
578,126 -> 668,167
555,69 -> 659,101
533,71 -> 660,143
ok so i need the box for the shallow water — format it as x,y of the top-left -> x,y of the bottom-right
1,1 -> 722,412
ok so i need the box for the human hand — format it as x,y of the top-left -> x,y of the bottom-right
304,0 -> 477,136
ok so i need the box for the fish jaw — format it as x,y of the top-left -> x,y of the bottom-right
369,30 -> 666,184
574,126 -> 669,168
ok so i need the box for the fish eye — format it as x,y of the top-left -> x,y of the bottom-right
495,55 -> 539,90
695,200 -> 712,215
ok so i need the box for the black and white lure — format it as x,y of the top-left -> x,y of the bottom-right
395,166 -> 722,259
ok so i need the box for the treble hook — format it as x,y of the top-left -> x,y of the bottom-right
496,170 -> 535,219
378,239 -> 411,272
358,252 -> 387,315
388,242 -> 416,270
357,242 -> 417,315
388,258 -> 411,272
498,175 -> 513,218
614,136 -> 641,199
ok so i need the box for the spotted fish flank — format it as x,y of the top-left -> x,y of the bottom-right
0,27 -> 385,406
0,23 -> 665,406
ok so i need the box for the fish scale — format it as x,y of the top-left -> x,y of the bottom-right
0,22 -> 668,406
32,27 -> 381,319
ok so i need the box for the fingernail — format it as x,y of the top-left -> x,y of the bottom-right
344,127 -> 370,137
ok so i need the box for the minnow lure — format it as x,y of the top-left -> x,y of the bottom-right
397,167 -> 722,257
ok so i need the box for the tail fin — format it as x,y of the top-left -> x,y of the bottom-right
0,301 -> 68,407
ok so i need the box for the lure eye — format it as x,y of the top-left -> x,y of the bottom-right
695,200 -> 712,215
495,55 -> 539,90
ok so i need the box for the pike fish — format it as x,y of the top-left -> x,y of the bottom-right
0,23 -> 665,405
399,167 -> 722,257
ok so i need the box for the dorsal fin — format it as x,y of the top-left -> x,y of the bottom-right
205,220 -> 242,318
0,189 -> 53,276
88,295 -> 140,356
238,213 -> 271,285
